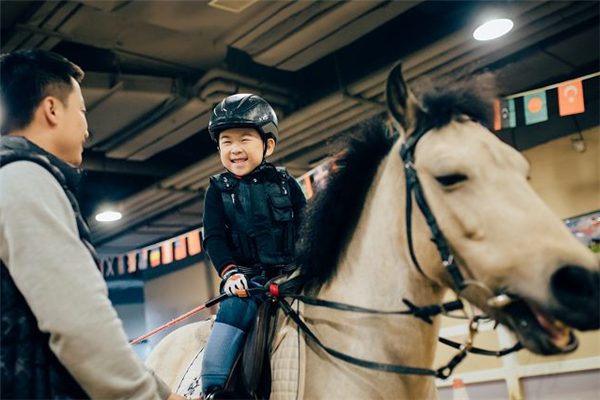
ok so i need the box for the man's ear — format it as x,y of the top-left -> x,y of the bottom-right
264,138 -> 276,157
40,96 -> 60,127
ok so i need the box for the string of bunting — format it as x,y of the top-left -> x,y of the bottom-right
99,160 -> 333,280
100,152 -> 343,279
99,228 -> 203,279
100,157 -> 338,280
100,75 -> 598,280
493,71 -> 599,131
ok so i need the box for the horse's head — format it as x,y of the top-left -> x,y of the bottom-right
386,63 -> 599,355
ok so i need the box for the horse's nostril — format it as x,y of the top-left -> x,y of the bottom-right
551,265 -> 599,309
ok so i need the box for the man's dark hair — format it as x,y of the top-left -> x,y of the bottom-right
0,49 -> 84,135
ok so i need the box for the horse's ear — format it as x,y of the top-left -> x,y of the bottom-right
386,63 -> 425,136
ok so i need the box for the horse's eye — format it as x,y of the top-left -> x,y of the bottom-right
435,173 -> 468,187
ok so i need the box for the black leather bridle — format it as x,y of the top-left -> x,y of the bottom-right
400,123 -> 467,292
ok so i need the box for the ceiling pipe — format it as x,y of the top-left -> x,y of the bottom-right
81,152 -> 177,177
196,68 -> 294,98
14,23 -> 201,73
87,81 -> 124,114
100,68 -> 296,161
198,79 -> 292,108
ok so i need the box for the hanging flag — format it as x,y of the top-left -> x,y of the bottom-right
303,174 -> 314,199
138,249 -> 148,270
494,98 -> 517,130
558,79 -> 585,116
149,248 -> 161,267
174,236 -> 187,260
330,158 -> 339,174
312,165 -> 330,190
104,257 -> 115,277
501,98 -> 516,129
493,100 -> 501,131
187,230 -> 202,256
117,255 -> 125,275
162,241 -> 173,265
127,251 -> 137,273
524,91 -> 548,125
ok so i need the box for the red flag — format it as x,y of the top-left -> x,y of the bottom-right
187,230 -> 202,256
162,241 -> 173,265
174,236 -> 187,260
493,99 -> 501,131
117,256 -> 125,275
558,79 -> 585,116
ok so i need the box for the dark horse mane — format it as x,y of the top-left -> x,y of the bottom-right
296,73 -> 496,290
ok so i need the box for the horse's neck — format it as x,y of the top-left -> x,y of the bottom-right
305,143 -> 446,399
321,141 -> 444,309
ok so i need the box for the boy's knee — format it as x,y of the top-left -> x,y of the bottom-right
216,297 -> 260,331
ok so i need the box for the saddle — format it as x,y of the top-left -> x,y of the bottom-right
222,276 -> 294,400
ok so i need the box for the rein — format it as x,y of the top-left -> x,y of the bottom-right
267,279 -> 522,379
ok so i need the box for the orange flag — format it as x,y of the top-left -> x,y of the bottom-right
558,79 -> 585,116
187,230 -> 202,256
174,236 -> 187,260
493,99 -> 501,131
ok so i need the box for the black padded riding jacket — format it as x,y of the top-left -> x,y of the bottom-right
203,162 -> 307,277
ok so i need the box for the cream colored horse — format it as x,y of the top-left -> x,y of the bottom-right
147,65 -> 599,400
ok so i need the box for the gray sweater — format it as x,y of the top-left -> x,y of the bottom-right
0,161 -> 171,400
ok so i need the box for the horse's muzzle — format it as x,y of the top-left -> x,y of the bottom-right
550,265 -> 600,331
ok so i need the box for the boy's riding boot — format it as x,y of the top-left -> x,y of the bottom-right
201,322 -> 246,397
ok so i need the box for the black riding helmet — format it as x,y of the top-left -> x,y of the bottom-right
208,94 -> 279,143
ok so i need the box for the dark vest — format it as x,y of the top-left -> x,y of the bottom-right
0,136 -> 93,399
210,163 -> 296,271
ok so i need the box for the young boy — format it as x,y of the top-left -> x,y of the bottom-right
201,94 -> 307,399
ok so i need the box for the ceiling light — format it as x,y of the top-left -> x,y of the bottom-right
473,18 -> 514,41
95,211 -> 122,222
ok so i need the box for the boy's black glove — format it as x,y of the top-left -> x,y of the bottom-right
222,267 -> 249,297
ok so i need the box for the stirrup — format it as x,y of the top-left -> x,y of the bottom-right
204,386 -> 233,400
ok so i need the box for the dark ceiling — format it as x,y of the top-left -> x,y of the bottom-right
2,0 -> 598,256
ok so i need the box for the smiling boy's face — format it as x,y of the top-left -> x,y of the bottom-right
218,127 -> 275,176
